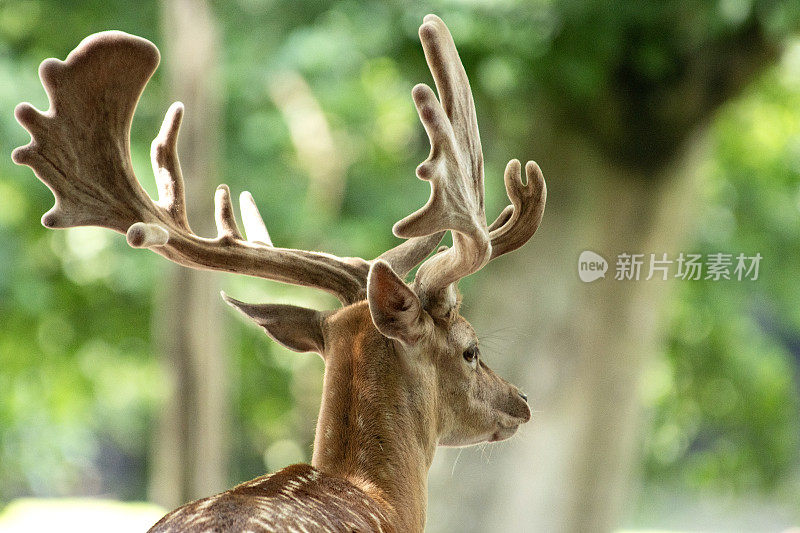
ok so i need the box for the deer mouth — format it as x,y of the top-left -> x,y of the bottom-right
489,424 -> 520,442
489,402 -> 531,442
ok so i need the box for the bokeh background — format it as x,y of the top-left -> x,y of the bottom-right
1,1 -> 800,531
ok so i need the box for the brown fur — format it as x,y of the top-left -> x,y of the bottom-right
314,303 -> 437,532
148,300 -> 530,532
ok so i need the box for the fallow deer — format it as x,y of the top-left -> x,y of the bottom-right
13,14 -> 545,532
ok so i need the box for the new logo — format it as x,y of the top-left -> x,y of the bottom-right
578,251 -> 608,282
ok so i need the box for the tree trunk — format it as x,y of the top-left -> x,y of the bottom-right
427,133 -> 706,532
148,0 -> 227,509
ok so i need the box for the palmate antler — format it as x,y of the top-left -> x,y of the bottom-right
13,17 -> 544,312
398,15 -> 546,309
12,31 -> 441,306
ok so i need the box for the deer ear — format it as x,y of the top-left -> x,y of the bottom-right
221,292 -> 325,354
367,260 -> 426,345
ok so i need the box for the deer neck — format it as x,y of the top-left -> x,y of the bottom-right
312,303 -> 438,532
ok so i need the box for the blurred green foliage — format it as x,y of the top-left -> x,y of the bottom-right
0,1 -> 166,500
0,0 -> 798,509
644,53 -> 800,494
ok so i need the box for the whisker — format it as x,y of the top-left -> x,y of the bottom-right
451,448 -> 464,478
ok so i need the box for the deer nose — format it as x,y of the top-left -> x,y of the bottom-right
518,391 -> 528,402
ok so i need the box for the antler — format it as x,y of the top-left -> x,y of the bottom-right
13,31 -> 442,306
397,15 -> 546,306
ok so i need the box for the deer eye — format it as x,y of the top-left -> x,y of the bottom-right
462,346 -> 479,368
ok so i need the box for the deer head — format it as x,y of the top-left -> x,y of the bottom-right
14,14 -> 545,532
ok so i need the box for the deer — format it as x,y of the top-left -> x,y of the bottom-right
13,14 -> 545,533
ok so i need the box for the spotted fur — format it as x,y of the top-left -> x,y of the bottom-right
148,464 -> 395,533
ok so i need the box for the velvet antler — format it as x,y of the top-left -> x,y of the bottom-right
13,31 -> 441,305
396,15 -> 547,309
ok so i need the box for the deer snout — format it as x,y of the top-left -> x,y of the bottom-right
509,388 -> 531,423
489,390 -> 531,442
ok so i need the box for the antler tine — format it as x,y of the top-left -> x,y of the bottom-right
488,159 -> 547,260
214,184 -> 244,241
151,101 -> 190,231
239,191 -> 273,245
